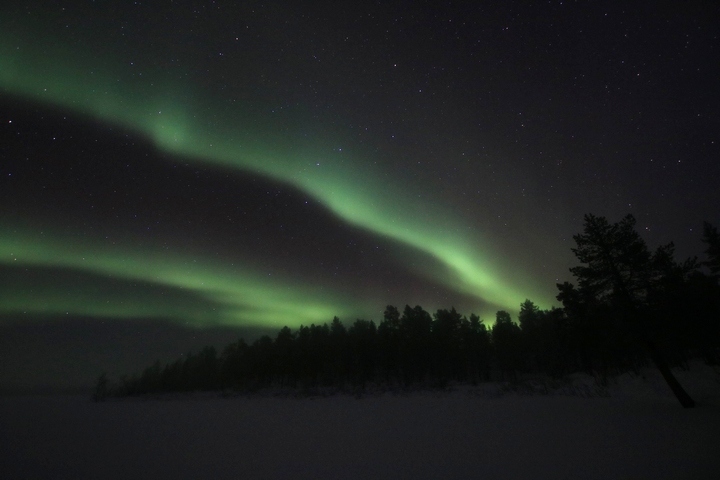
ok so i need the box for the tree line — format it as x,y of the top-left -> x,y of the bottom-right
96,216 -> 720,407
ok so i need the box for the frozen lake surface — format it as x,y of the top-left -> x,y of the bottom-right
2,366 -> 720,479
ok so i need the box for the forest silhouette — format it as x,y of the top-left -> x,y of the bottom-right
97,215 -> 720,408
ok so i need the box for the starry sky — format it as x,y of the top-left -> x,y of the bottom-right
1,1 -> 718,390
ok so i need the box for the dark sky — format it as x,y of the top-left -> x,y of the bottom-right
1,1 -> 718,390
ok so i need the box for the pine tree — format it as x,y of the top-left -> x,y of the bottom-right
564,214 -> 695,407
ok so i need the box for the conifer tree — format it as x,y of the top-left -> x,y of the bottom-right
563,214 -> 695,407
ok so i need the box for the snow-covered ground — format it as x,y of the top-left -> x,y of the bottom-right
2,362 -> 719,479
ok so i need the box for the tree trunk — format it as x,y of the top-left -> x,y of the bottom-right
645,340 -> 695,408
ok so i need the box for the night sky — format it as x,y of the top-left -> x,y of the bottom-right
1,1 -> 718,390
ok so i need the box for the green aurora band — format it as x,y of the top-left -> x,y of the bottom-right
0,231 -> 362,327
0,24 -> 548,326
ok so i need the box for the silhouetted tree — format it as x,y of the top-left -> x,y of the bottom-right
160,358 -> 186,392
540,307 -> 576,376
518,300 -> 541,371
274,327 -> 296,387
432,307 -> 463,384
491,311 -> 522,380
564,213 -> 695,407
327,317 -> 349,385
399,305 -> 433,384
652,223 -> 720,365
347,319 -> 378,388
139,360 -> 162,393
192,346 -> 220,391
250,335 -> 275,388
220,338 -> 250,389
518,300 -> 541,331
377,305 -> 401,383
468,313 -> 491,381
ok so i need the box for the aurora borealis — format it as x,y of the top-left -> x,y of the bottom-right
2,1 -> 718,389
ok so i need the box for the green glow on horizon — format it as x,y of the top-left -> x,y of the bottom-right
0,23 -> 550,325
0,231 -> 362,327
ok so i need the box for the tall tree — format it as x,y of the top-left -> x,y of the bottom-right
518,300 -> 549,373
463,313 -> 490,382
377,305 -> 401,382
518,299 -> 541,332
328,317 -> 349,384
399,305 -> 433,384
563,214 -> 695,407
432,307 -> 463,382
275,326 -> 296,387
348,319 -> 377,387
491,310 -> 522,380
